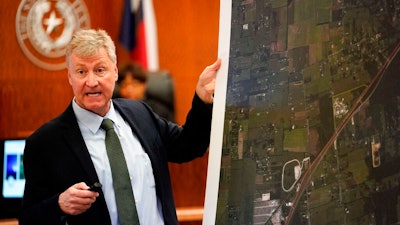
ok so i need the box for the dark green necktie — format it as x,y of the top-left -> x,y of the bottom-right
101,118 -> 140,225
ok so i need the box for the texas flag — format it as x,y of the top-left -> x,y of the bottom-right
119,0 -> 159,71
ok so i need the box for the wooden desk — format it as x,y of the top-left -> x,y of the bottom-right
176,206 -> 203,222
0,219 -> 17,225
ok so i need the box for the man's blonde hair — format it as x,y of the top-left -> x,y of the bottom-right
66,29 -> 117,67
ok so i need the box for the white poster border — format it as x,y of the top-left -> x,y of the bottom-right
203,0 -> 231,224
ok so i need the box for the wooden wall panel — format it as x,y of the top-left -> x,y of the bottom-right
155,1 -> 220,126
153,1 -> 220,210
0,2 -> 71,138
0,0 -> 220,220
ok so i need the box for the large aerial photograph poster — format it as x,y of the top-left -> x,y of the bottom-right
204,0 -> 400,224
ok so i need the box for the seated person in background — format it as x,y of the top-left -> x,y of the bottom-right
117,63 -> 148,100
116,63 -> 176,122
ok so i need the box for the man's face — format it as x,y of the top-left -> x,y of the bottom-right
67,48 -> 118,116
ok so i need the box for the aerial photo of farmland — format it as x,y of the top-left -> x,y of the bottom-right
215,0 -> 400,224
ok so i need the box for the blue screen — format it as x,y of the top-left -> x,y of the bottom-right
2,140 -> 25,198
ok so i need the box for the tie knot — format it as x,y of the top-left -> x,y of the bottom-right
101,118 -> 114,131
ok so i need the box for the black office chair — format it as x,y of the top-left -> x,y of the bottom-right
113,70 -> 176,122
144,70 -> 176,122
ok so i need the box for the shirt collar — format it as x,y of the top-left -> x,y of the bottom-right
72,98 -> 120,133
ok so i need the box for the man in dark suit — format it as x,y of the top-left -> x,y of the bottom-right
19,29 -> 221,225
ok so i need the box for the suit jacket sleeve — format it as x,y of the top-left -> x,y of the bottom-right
164,93 -> 213,162
116,93 -> 213,163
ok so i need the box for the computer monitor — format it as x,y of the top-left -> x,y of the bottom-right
0,139 -> 25,218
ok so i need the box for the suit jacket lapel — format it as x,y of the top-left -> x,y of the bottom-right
61,104 -> 100,184
113,100 -> 152,152
113,100 -> 163,176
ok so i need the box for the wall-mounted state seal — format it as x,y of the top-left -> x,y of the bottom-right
15,0 -> 91,71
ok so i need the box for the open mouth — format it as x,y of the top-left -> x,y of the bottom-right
87,92 -> 101,97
